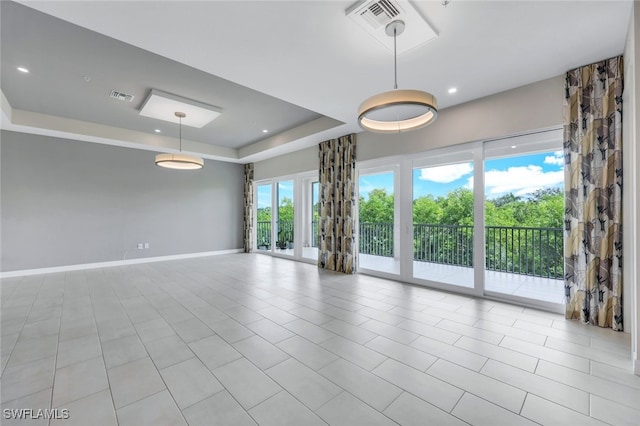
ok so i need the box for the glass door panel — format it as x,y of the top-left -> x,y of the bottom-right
484,146 -> 564,304
358,169 -> 399,275
256,184 -> 272,252
302,181 -> 319,261
412,157 -> 474,288
276,180 -> 294,256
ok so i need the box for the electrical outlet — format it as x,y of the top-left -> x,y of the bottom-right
144,243 -> 149,249
137,243 -> 144,250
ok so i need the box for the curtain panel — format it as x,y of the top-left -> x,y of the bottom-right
243,163 -> 254,253
564,56 -> 623,330
318,134 -> 357,274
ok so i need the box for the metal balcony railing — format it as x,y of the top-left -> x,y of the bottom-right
256,221 -> 563,279
485,225 -> 563,279
256,220 -> 293,249
414,224 -> 474,267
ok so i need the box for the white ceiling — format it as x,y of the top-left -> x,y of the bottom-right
2,0 -> 633,163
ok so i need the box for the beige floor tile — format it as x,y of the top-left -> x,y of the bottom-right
117,390 -> 186,426
52,357 -> 108,407
51,389 -> 117,426
374,359 -> 463,412
188,335 -> 242,370
365,335 -> 437,371
213,358 -> 282,409
316,392 -> 397,426
2,254 -> 637,426
249,391 -> 326,426
319,358 -> 401,411
145,334 -> 195,369
453,393 -> 537,426
183,391 -> 257,426
101,334 -> 148,369
1,388 -> 52,426
266,358 -> 342,410
276,335 -> 339,371
520,394 -> 607,426
107,357 -> 166,408
383,392 -> 468,426
160,358 -> 223,409
321,336 -> 387,371
232,335 -> 290,370
56,333 -> 102,368
427,359 -> 525,413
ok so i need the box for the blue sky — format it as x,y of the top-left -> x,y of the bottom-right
359,151 -> 564,200
257,181 -> 294,209
257,151 -> 564,209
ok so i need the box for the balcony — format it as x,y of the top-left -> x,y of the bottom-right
257,221 -> 564,304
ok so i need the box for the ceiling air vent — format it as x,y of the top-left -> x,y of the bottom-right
346,0 -> 438,55
359,0 -> 401,30
109,90 -> 135,102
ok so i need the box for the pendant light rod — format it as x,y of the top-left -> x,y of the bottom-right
393,25 -> 398,90
155,111 -> 204,170
175,111 -> 186,152
386,21 -> 404,90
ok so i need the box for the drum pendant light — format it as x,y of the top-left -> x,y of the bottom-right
155,112 -> 204,170
358,20 -> 438,133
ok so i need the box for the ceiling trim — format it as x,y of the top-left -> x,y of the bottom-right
0,90 -> 347,164
0,92 -> 239,161
239,116 -> 344,158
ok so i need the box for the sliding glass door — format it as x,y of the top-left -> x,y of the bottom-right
483,137 -> 564,305
358,164 -> 400,276
254,179 -> 294,257
301,179 -> 319,261
256,183 -> 272,252
411,152 -> 475,289
275,181 -> 294,256
254,172 -> 318,263
356,130 -> 563,310
256,130 -> 564,310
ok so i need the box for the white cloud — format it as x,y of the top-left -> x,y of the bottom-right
358,179 -> 393,197
419,163 -> 473,183
484,165 -> 564,197
544,151 -> 564,167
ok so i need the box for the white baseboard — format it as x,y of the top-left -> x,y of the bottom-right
0,248 -> 244,278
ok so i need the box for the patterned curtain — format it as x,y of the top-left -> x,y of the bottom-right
564,56 -> 623,330
318,134 -> 356,274
243,163 -> 254,253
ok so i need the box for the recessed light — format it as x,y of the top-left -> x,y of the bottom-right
154,129 -> 162,133
262,129 -> 269,133
448,87 -> 457,94
511,145 -> 517,149
17,67 -> 29,73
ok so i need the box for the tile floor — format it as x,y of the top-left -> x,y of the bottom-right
1,253 -> 638,426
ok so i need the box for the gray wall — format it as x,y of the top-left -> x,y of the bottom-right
1,130 -> 244,272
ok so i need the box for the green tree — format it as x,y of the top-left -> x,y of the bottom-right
359,189 -> 394,223
257,207 -> 271,222
439,188 -> 474,225
413,195 -> 442,224
278,197 -> 294,222
493,193 -> 521,207
521,188 -> 563,228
